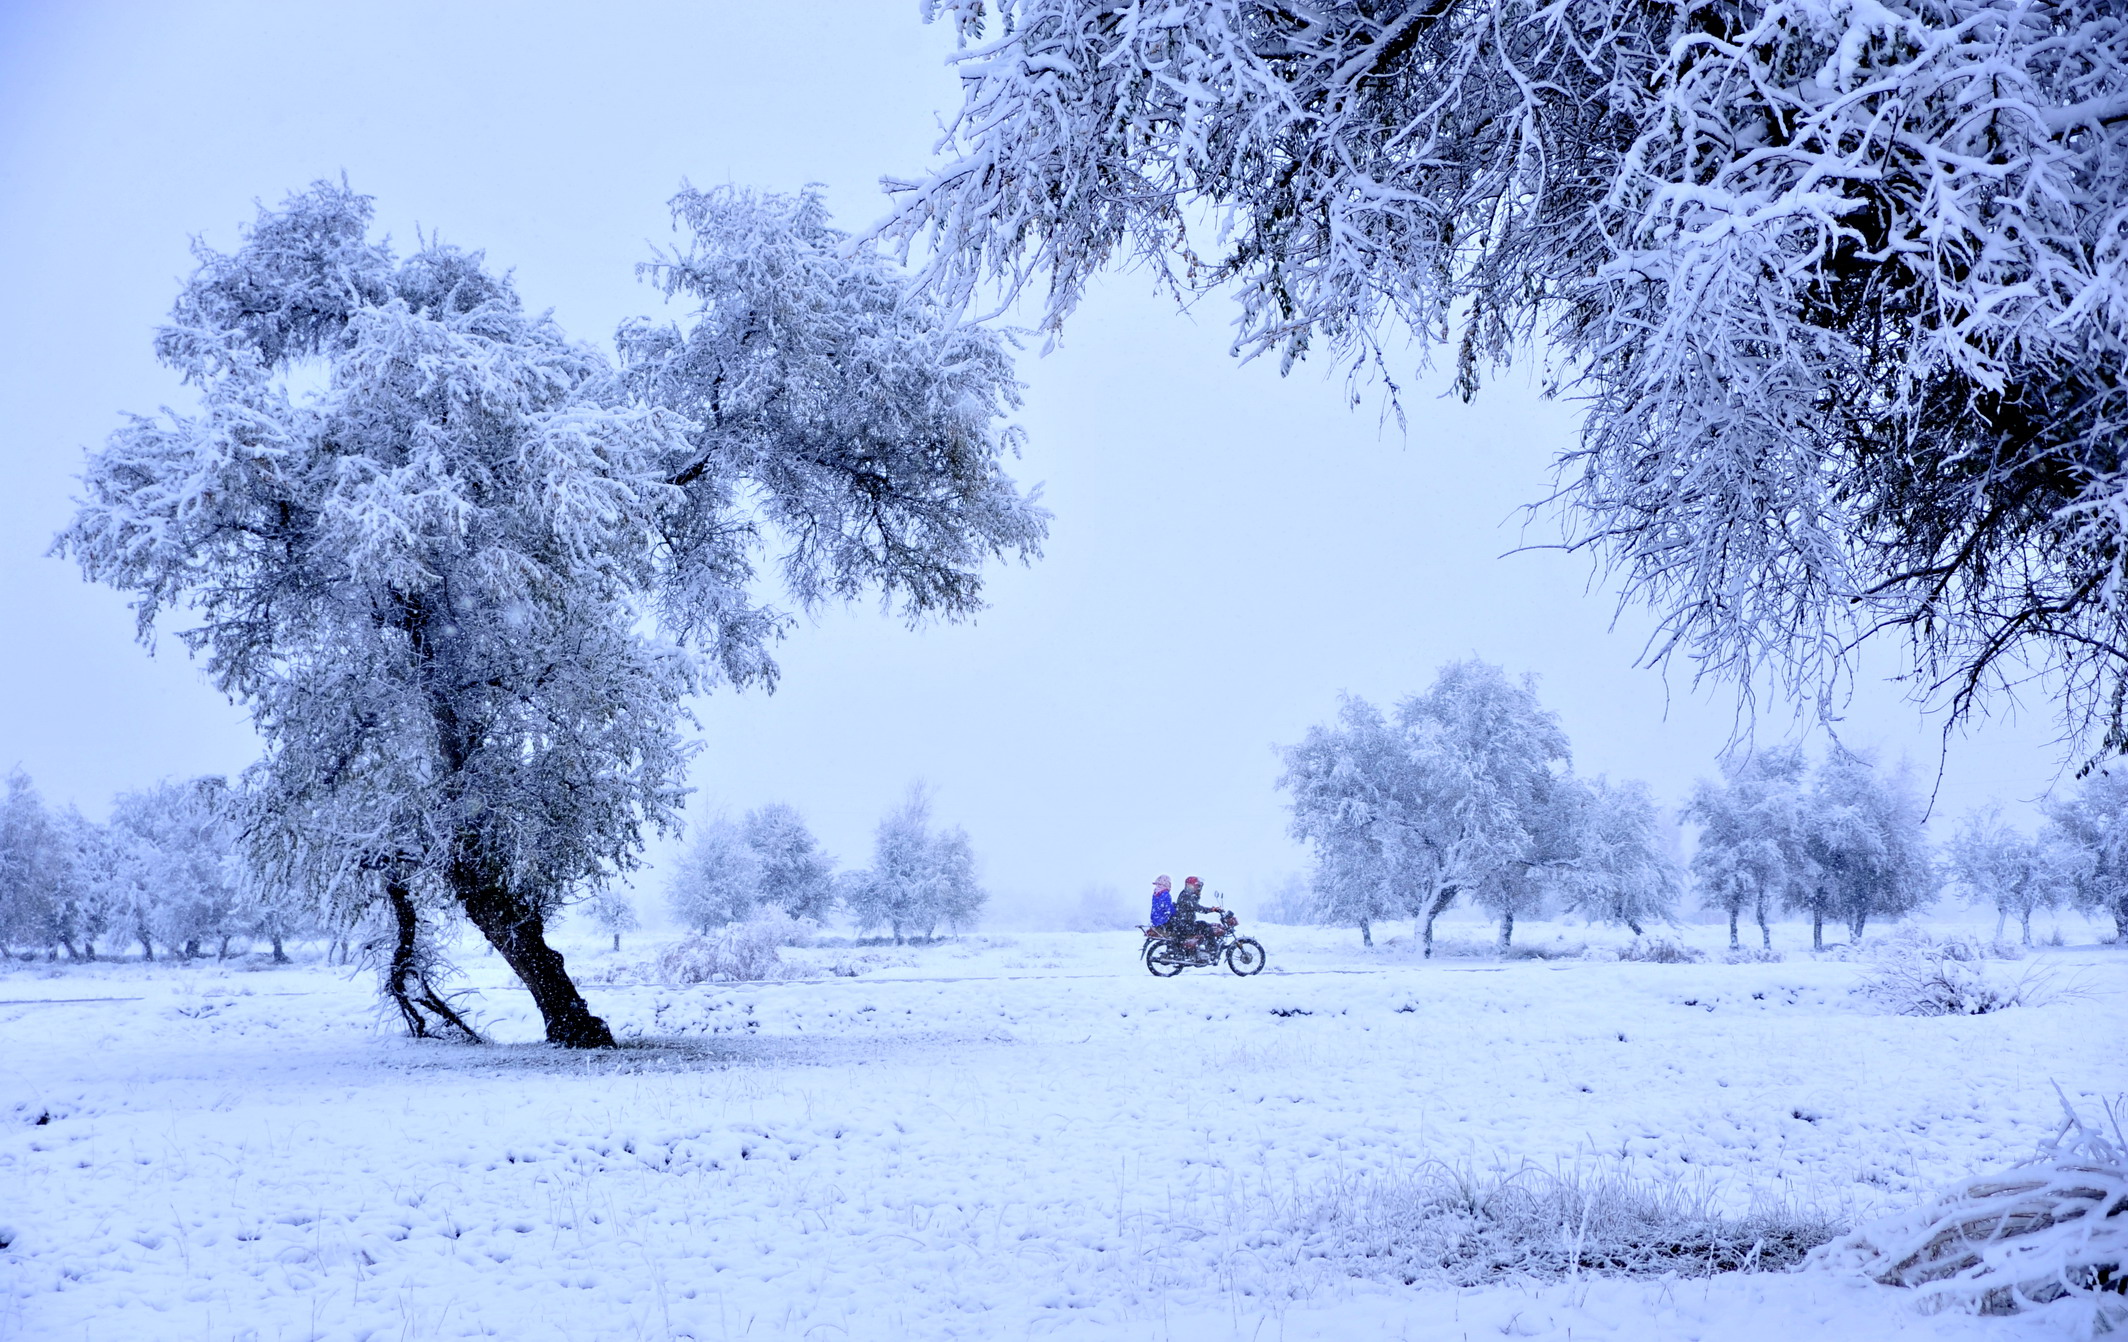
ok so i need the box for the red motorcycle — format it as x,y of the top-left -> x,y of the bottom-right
1141,912 -> 1266,977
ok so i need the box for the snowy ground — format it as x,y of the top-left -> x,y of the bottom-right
2,914 -> 2121,1341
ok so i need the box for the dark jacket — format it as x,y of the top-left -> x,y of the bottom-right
1171,887 -> 1212,935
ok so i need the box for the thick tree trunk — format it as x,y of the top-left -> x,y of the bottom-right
1727,907 -> 1740,950
271,935 -> 289,965
1848,910 -> 1867,941
1755,899 -> 1771,950
2020,909 -> 2032,945
1812,908 -> 1824,952
138,929 -> 154,961
182,938 -> 201,960
1359,918 -> 1372,948
1497,911 -> 1514,949
1419,886 -> 1457,959
456,873 -> 612,1048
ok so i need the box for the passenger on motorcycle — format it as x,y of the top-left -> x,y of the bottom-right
1166,877 -> 1223,944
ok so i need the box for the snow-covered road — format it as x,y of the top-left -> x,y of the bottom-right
2,924 -> 2119,1340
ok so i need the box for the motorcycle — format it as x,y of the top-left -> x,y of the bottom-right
1141,912 -> 1266,977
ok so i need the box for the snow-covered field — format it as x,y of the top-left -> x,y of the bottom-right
3,915 -> 2120,1341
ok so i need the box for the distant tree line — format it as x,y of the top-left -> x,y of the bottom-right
667,788 -> 987,944
0,770 -> 312,962
1281,660 -> 2128,952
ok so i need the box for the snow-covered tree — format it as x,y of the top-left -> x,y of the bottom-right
0,772 -> 79,959
2042,770 -> 2128,942
1687,748 -> 1810,951
889,1 -> 2128,753
60,182 -> 1043,1046
842,788 -> 987,942
1557,778 -> 1680,936
1945,808 -> 2061,946
109,779 -> 245,960
742,804 -> 837,923
1795,751 -> 1935,946
668,818 -> 763,932
1284,697 -> 1417,947
1281,662 -> 1572,953
585,888 -> 640,953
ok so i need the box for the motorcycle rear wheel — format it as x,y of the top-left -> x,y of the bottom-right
1145,938 -> 1188,977
1226,937 -> 1266,976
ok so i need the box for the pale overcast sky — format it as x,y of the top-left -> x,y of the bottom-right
0,0 -> 2071,921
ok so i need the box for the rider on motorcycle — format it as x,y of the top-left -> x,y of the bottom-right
1166,877 -> 1223,944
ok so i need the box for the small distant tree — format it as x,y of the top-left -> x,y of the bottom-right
742,804 -> 837,922
1688,748 -> 1809,951
110,779 -> 244,960
1558,777 -> 1680,936
668,819 -> 763,931
0,772 -> 70,959
1945,808 -> 2059,946
842,788 -> 987,942
586,888 -> 640,952
1797,750 -> 1935,946
2043,770 -> 2128,942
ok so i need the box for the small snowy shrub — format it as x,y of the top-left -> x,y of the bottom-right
1814,1097 -> 2126,1329
1502,942 -> 1586,961
1299,1159 -> 1837,1285
654,917 -> 800,984
1723,946 -> 1784,964
1617,938 -> 1706,964
1857,932 -> 2049,1016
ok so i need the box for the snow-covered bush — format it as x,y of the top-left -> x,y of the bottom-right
1617,938 -> 1706,964
1815,1097 -> 2127,1330
1856,931 -> 2048,1016
1298,1158 -> 1837,1285
654,914 -> 808,984
1723,946 -> 1785,965
1501,942 -> 1586,962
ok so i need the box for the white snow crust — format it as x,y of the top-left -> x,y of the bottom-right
2,919 -> 2118,1340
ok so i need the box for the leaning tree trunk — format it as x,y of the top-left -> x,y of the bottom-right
455,867 -> 613,1048
1848,910 -> 1868,941
1755,898 -> 1772,950
385,883 -> 482,1043
1419,886 -> 1457,959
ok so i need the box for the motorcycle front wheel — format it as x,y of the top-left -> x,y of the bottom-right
1145,938 -> 1188,977
1226,937 -> 1266,976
